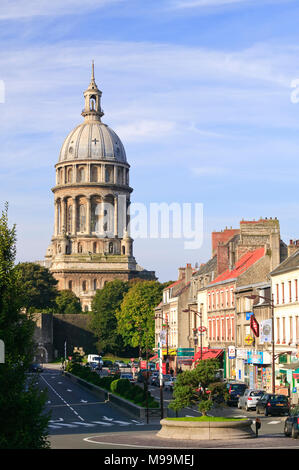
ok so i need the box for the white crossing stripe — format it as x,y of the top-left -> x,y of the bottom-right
71,422 -> 96,427
268,421 -> 281,424
91,421 -> 113,426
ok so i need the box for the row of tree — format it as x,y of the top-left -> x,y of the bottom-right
90,279 -> 171,357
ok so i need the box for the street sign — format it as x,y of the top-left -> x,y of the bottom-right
250,315 -> 259,337
246,311 -> 253,321
228,346 -> 236,359
245,335 -> 254,345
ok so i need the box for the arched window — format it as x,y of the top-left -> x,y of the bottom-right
93,279 -> 97,290
84,305 -> 89,312
78,167 -> 85,182
105,167 -> 111,183
78,243 -> 83,253
90,95 -> 96,111
67,168 -> 73,183
91,166 -> 98,182
68,280 -> 72,290
79,204 -> 86,232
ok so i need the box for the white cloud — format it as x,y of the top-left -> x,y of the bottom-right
115,120 -> 176,142
0,0 -> 123,20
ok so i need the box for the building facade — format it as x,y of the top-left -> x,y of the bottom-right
44,64 -> 155,310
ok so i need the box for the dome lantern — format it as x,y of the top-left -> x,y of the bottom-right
81,60 -> 104,122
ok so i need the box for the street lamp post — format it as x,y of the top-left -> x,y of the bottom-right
183,306 -> 206,362
246,293 -> 275,394
155,314 -> 168,419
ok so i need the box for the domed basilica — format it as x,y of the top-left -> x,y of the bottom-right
44,63 -> 155,311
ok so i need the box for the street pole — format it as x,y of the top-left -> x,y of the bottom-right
159,340 -> 164,419
200,309 -> 203,362
271,293 -> 275,394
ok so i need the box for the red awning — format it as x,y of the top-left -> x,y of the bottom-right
193,348 -> 223,362
149,354 -> 158,361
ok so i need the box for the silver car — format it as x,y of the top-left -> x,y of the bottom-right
238,389 -> 264,411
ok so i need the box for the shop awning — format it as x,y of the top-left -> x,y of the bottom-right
193,348 -> 223,362
149,354 -> 158,361
280,362 -> 299,370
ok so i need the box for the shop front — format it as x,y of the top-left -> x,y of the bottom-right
246,350 -> 271,390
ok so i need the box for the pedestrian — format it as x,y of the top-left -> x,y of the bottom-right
170,367 -> 174,377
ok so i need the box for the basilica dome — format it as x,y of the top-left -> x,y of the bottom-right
58,122 -> 127,163
58,61 -> 127,164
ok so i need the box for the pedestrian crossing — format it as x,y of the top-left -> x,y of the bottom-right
48,416 -> 145,430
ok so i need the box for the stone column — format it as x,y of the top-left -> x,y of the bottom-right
54,199 -> 58,236
87,163 -> 91,183
114,165 -> 117,184
86,196 -> 91,235
114,195 -> 118,237
102,164 -> 106,182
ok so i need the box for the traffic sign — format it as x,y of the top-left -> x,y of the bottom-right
245,335 -> 254,345
250,315 -> 259,337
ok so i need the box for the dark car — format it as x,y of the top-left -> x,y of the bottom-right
103,360 -> 113,367
256,393 -> 290,416
152,374 -> 172,387
28,363 -> 43,373
137,369 -> 152,383
226,382 -> 248,406
284,405 -> 299,439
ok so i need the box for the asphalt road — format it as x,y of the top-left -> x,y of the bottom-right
35,365 -> 299,449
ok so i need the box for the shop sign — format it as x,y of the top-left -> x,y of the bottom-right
177,348 -> 194,357
247,351 -> 263,364
162,348 -> 176,356
236,349 -> 248,360
228,346 -> 236,359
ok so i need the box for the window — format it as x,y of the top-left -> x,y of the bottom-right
212,319 -> 216,340
67,168 -> 73,183
277,318 -> 280,343
276,284 -> 279,305
231,317 -> 234,340
296,280 -> 298,302
282,282 -> 285,304
78,243 -> 83,253
91,166 -> 98,182
221,317 -> 225,340
67,205 -> 72,233
82,281 -> 87,292
93,279 -> 97,290
289,281 -> 292,303
208,319 -> 212,340
79,204 -> 86,232
93,242 -> 97,253
282,317 -> 286,343
68,280 -> 72,290
290,317 -> 293,344
122,246 -> 125,255
78,167 -> 85,182
109,242 -> 113,254
216,317 -> 220,340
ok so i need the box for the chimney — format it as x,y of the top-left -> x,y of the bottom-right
178,267 -> 185,280
185,263 -> 193,284
288,240 -> 299,257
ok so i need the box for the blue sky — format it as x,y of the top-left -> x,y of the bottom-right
1,0 -> 299,281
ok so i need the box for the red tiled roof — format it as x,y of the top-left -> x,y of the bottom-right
165,279 -> 183,289
193,348 -> 223,362
210,247 -> 265,285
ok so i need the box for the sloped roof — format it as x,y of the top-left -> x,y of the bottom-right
209,247 -> 265,285
270,248 -> 299,276
193,256 -> 217,277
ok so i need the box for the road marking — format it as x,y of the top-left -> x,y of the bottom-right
111,420 -> 131,426
67,389 -> 72,392
40,375 -> 84,422
80,400 -> 88,403
268,421 -> 281,424
91,421 -> 113,426
103,416 -> 114,421
71,422 -> 96,427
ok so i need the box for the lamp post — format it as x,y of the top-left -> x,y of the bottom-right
155,314 -> 168,419
245,293 -> 275,394
183,306 -> 207,362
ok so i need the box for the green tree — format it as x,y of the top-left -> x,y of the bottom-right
0,203 -> 50,448
116,280 -> 165,354
55,289 -> 82,314
169,359 -> 220,415
14,262 -> 58,312
90,279 -> 130,355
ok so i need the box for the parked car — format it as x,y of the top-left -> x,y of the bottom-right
28,363 -> 43,373
115,361 -> 127,369
103,360 -> 113,367
164,376 -> 176,392
137,369 -> 152,383
256,393 -> 290,416
237,389 -> 264,411
152,374 -> 172,387
225,381 -> 248,406
87,354 -> 103,365
120,373 -> 135,383
87,361 -> 99,371
107,364 -> 120,375
149,371 -> 159,385
284,405 -> 299,439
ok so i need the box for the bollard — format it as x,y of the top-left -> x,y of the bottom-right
255,418 -> 261,437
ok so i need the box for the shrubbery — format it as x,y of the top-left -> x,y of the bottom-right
66,363 -> 159,408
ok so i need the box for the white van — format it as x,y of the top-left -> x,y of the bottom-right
87,354 -> 103,364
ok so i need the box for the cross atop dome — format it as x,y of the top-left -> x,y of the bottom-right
81,61 -> 104,121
